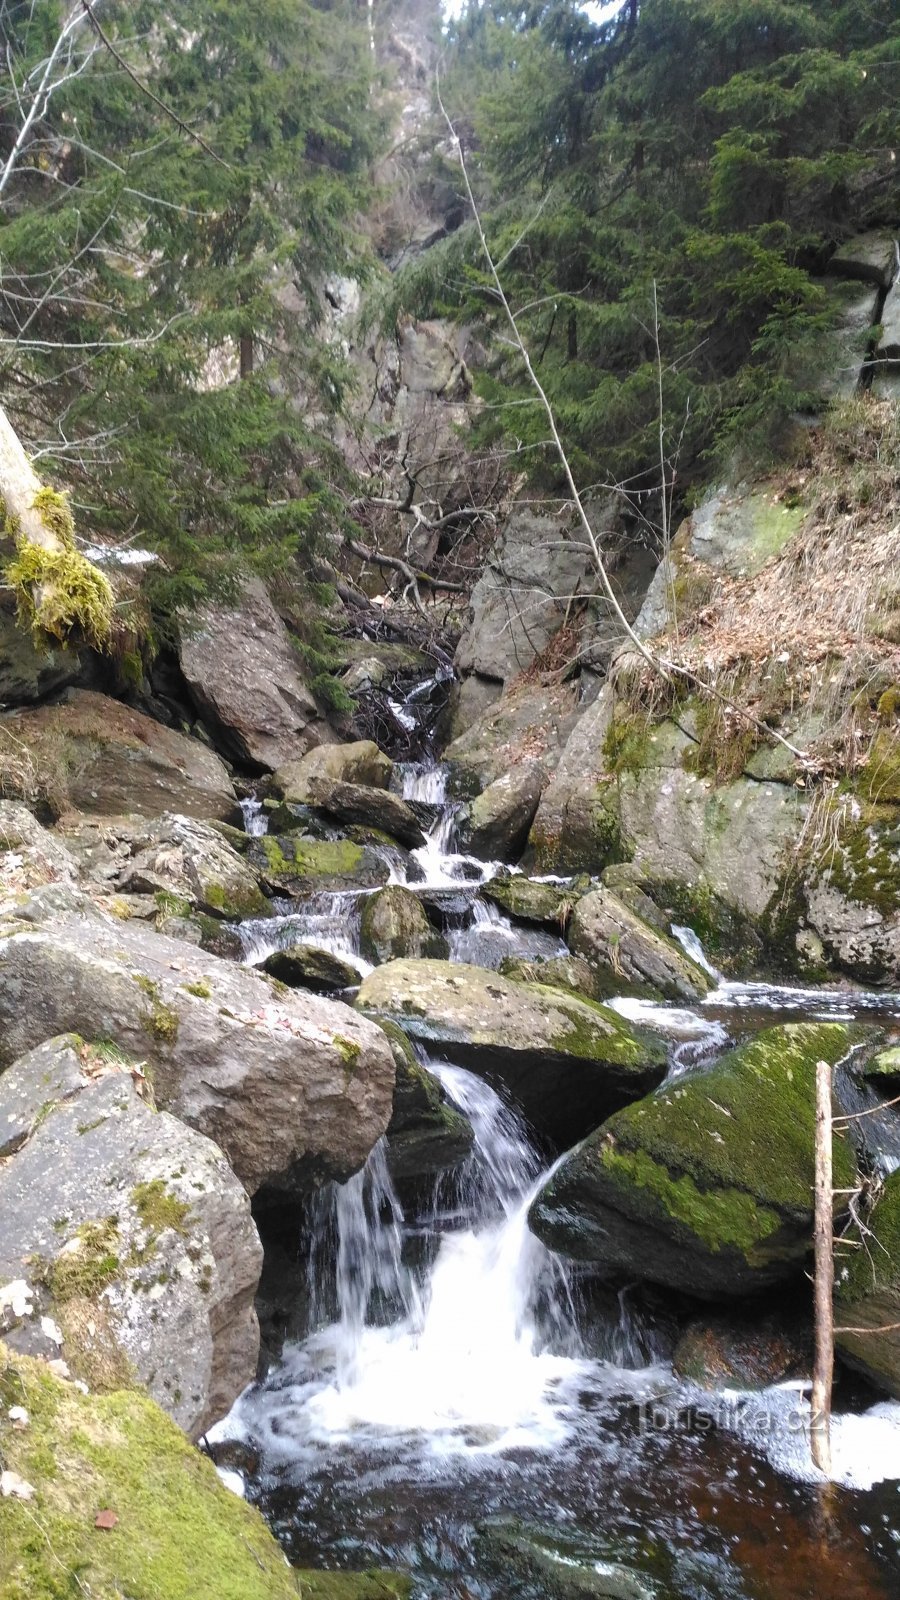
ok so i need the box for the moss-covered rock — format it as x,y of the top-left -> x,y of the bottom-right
300,778 -> 427,850
360,886 -> 447,964
119,813 -> 272,921
483,875 -> 580,928
568,886 -> 713,1003
356,959 -> 666,1146
380,1021 -> 474,1180
836,1167 -> 900,1398
249,833 -> 389,895
529,1022 -> 868,1298
262,943 -> 363,993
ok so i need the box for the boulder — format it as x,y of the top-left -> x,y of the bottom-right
0,689 -> 236,820
0,902 -> 396,1194
568,887 -> 713,1002
444,681 -> 580,789
836,1166 -> 900,1397
484,874 -> 580,927
477,1522 -> 653,1600
876,277 -> 900,362
179,576 -> 333,770
274,739 -> 392,800
355,958 -> 666,1146
0,799 -> 78,897
117,812 -> 272,920
529,1022 -> 865,1297
361,885 -> 448,964
804,808 -> 900,984
458,762 -> 546,862
0,1036 -> 261,1438
828,230 -> 899,290
262,943 -> 363,992
0,592 -> 80,708
381,1022 -> 474,1180
303,777 -> 427,849
248,833 -> 390,895
673,1309 -> 811,1389
498,952 -> 601,1002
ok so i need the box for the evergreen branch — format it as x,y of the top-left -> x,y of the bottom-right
435,74 -> 810,768
79,0 -> 232,171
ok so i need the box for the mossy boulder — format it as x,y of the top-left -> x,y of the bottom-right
497,953 -> 601,1002
356,959 -> 666,1146
805,806 -> 900,983
0,1345 -> 412,1599
0,900 -> 395,1195
836,1167 -> 900,1398
273,740 -> 392,801
360,886 -> 447,964
483,874 -> 581,928
118,813 -> 272,921
568,887 -> 713,1003
248,833 -> 390,895
673,1308 -> 812,1390
0,689 -> 236,820
381,1021 -> 474,1181
262,943 -> 363,993
529,1022 -> 867,1298
0,1036 -> 262,1437
303,778 -> 427,850
457,762 -> 547,863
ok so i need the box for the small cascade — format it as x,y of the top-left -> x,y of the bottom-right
235,891 -> 372,977
239,794 -> 268,838
671,923 -> 720,978
447,897 -> 568,970
395,760 -> 507,890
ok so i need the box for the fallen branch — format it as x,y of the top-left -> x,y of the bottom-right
811,1057 -> 834,1475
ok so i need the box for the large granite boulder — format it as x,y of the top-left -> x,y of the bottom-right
302,777 -> 427,849
484,874 -> 583,928
356,958 -> 666,1145
568,886 -> 713,1002
117,812 -> 271,920
248,833 -> 390,895
444,681 -> 580,789
828,231 -> 899,290
360,885 -> 447,964
381,1022 -> 474,1181
0,1036 -> 261,1438
179,577 -> 333,770
529,1022 -> 866,1297
273,739 -> 392,801
458,762 -> 546,863
262,942 -> 363,992
836,1166 -> 900,1398
0,900 -> 396,1194
0,689 -> 236,820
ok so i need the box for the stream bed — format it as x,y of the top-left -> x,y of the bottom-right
214,763 -> 900,1600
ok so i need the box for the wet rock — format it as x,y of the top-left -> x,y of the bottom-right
805,810 -> 900,984
458,762 -> 547,862
262,943 -> 363,992
0,1348 -> 313,1600
381,1021 -> 474,1180
117,812 -> 272,920
248,833 -> 390,895
356,958 -> 666,1146
484,874 -> 581,928
360,885 -> 448,963
828,230 -> 899,290
673,1309 -> 812,1389
529,1022 -> 867,1297
820,281 -> 879,398
0,689 -> 236,820
477,1521 -> 653,1600
274,739 -> 392,801
303,777 -> 427,849
569,887 -> 713,1003
179,577 -> 333,770
0,1036 -> 262,1438
836,1166 -> 900,1398
876,276 -> 900,361
498,952 -> 600,1001
0,902 -> 395,1194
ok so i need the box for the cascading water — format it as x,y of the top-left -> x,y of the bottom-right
240,793 -> 269,837
236,892 -> 373,977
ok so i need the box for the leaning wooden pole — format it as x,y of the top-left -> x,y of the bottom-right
811,1057 -> 834,1476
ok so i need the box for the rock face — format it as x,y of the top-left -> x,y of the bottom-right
529,1023 -> 864,1297
356,958 -> 666,1146
673,1309 -> 812,1390
0,902 -> 396,1194
459,762 -> 546,862
0,689 -> 236,819
444,681 -> 580,787
360,885 -> 447,963
274,739 -> 392,801
117,812 -> 271,919
381,1022 -> 474,1180
249,833 -> 390,895
0,593 -> 80,707
836,1166 -> 900,1397
303,777 -> 427,849
0,1036 -> 262,1438
828,230 -> 899,290
179,577 -> 333,769
568,887 -> 713,1002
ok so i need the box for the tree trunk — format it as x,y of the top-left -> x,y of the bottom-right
811,1057 -> 834,1476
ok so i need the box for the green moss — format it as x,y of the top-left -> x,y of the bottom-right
155,890 -> 193,921
31,486 -> 76,543
119,649 -> 144,691
134,974 -> 180,1045
39,1218 -> 122,1302
334,1035 -> 361,1073
531,984 -> 666,1071
858,731 -> 900,805
822,803 -> 900,921
602,711 -> 652,777
131,1179 -> 190,1237
603,1145 -> 784,1258
5,525 -> 115,650
877,687 -> 900,723
257,834 -> 289,873
0,1347 -> 307,1600
182,979 -> 212,1000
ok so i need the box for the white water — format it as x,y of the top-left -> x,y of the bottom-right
399,762 -> 504,890
237,892 -> 373,978
240,794 -> 269,838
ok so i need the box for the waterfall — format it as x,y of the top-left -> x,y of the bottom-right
236,891 -> 373,976
239,794 -> 268,838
